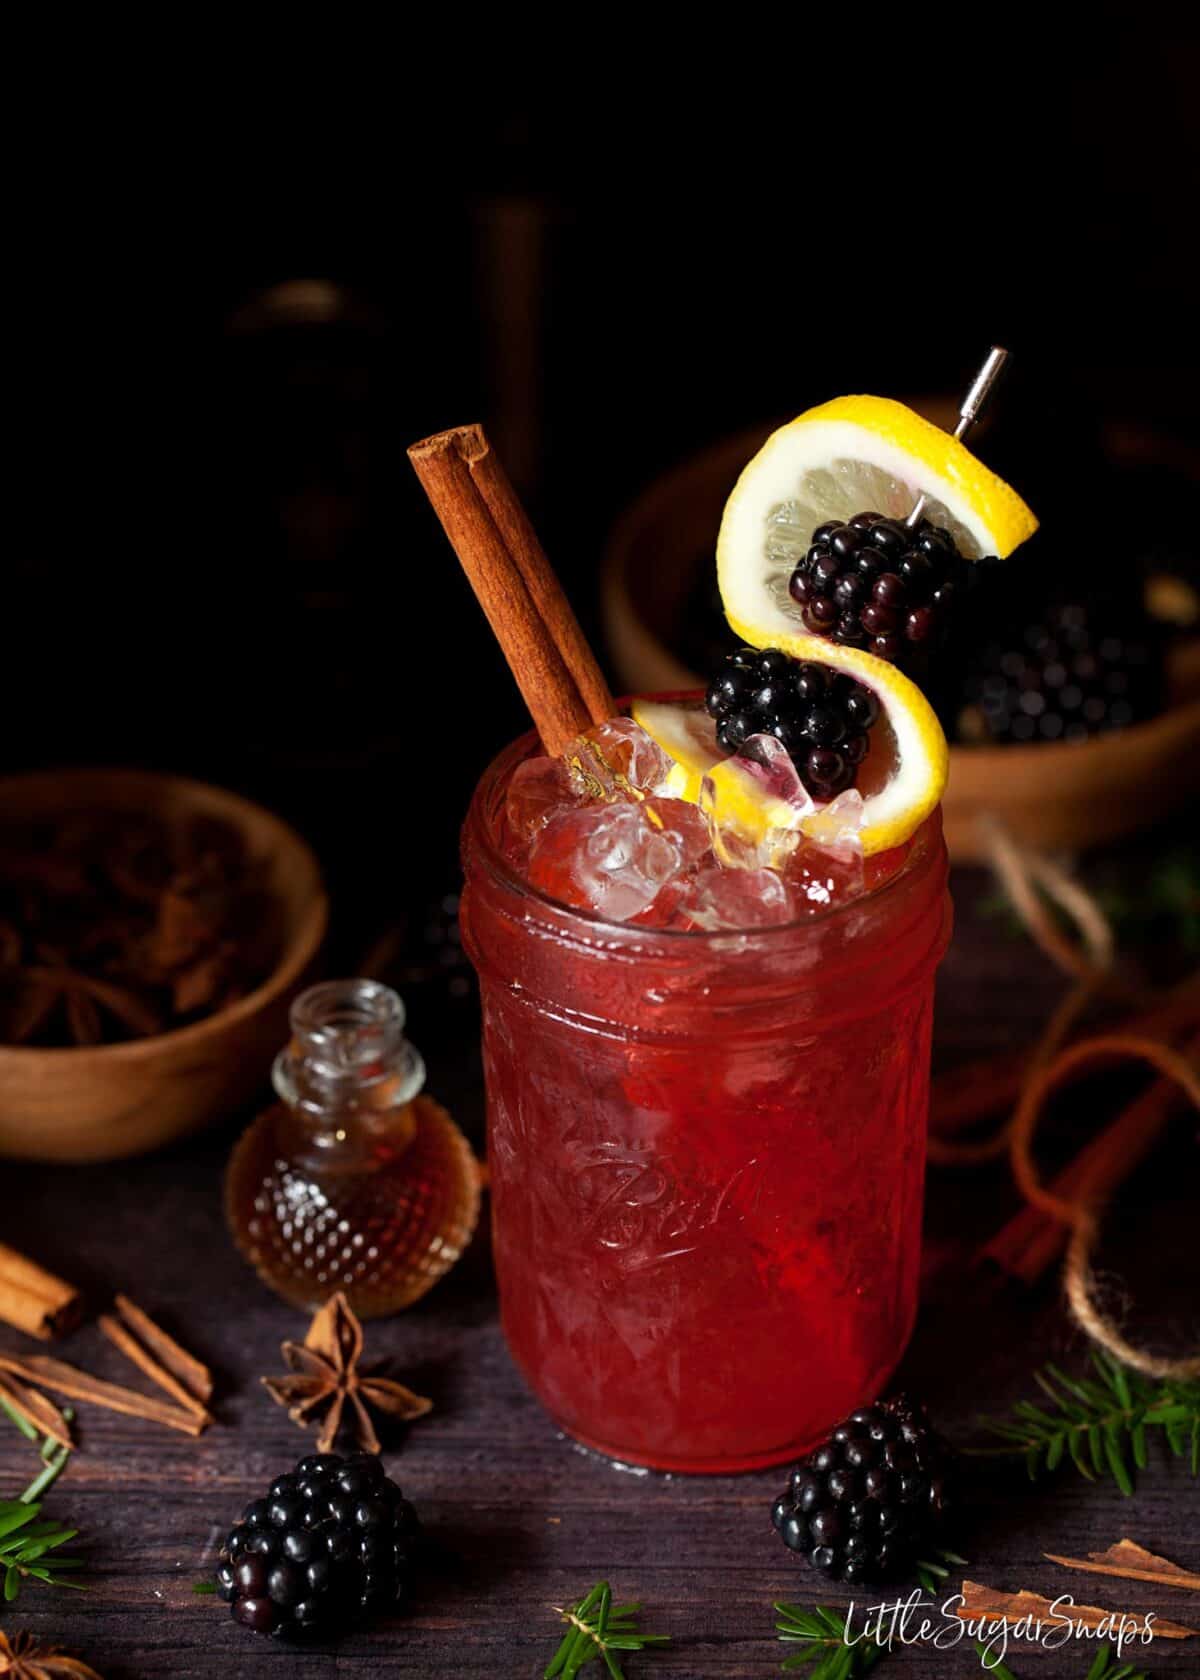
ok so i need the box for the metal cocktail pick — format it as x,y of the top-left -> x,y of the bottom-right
906,345 -> 1010,529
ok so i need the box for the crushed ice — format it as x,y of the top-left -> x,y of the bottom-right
509,717 -> 868,927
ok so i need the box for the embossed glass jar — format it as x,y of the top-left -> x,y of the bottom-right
461,734 -> 952,1473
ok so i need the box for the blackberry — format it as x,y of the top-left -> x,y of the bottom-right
771,1395 -> 955,1582
788,511 -> 978,673
704,646 -> 880,801
958,600 -> 1164,745
217,1451 -> 420,1640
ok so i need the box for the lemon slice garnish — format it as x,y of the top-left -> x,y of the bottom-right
633,396 -> 1034,856
633,642 -> 948,858
717,394 -> 1038,650
627,699 -> 723,801
628,697 -> 797,840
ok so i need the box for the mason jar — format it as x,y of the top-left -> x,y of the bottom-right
460,732 -> 951,1472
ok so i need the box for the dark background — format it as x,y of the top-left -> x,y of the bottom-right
10,34 -> 1199,955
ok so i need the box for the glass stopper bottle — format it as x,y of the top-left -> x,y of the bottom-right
225,978 -> 481,1317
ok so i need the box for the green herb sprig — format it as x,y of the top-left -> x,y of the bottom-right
777,1604 -> 1150,1679
971,1349 -> 1200,1494
0,1500 -> 86,1602
915,1549 -> 970,1595
776,1549 -> 968,1675
0,1396 -> 85,1602
544,1581 -> 669,1679
775,1601 -> 886,1676
973,1641 -> 1151,1679
1081,1643 -> 1152,1680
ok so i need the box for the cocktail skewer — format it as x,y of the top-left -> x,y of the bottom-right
906,346 -> 1010,529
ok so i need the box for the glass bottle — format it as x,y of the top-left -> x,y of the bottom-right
225,979 -> 480,1317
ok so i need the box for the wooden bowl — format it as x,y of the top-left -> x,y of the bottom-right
0,770 -> 328,1163
602,421 -> 1200,863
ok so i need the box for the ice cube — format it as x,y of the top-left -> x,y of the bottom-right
640,796 -> 711,870
738,733 -> 813,812
506,754 -> 584,841
697,774 -> 803,875
528,802 -> 687,922
681,865 -> 795,931
630,874 -> 696,927
803,787 -> 865,856
782,788 -> 866,908
783,849 -> 862,909
694,736 -> 814,874
566,717 -> 673,802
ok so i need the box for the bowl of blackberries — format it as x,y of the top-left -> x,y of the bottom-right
215,1452 -> 420,1641
603,406 -> 1200,861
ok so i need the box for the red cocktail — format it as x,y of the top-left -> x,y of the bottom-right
460,729 -> 951,1473
413,379 -> 1033,1474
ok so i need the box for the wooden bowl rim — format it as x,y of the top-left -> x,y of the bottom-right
0,767 -> 329,1066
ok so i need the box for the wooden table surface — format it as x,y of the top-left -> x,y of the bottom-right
2,872 -> 1197,1680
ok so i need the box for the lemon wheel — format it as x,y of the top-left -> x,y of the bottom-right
717,394 -> 1037,652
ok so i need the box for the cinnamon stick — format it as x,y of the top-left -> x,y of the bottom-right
0,1353 -> 206,1436
458,428 -> 614,729
408,424 -> 612,756
1045,1540 -> 1200,1593
0,1243 -> 83,1340
954,1580 -> 1196,1639
980,1026 -> 1200,1281
932,972 -> 1200,1136
0,1370 -> 74,1450
113,1294 -> 213,1404
98,1314 -> 213,1424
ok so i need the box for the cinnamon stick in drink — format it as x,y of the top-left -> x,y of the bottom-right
459,431 -> 615,730
0,1244 -> 83,1340
408,424 -> 614,756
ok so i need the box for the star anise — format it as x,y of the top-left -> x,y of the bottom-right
261,1292 -> 432,1454
0,1631 -> 103,1679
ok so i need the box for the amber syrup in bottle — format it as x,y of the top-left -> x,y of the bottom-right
225,979 -> 480,1317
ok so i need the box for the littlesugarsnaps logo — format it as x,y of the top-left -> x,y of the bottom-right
843,1589 -> 1159,1670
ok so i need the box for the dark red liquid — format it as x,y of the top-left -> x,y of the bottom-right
461,737 -> 950,1471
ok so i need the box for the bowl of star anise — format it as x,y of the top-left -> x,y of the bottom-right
0,769 -> 328,1162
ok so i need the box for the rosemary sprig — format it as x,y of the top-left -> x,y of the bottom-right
973,1642 -> 1151,1679
1082,1643 -> 1152,1680
974,1644 -> 1020,1680
0,1499 -> 86,1601
544,1582 -> 669,1679
776,1549 -> 968,1674
778,1597 -> 1150,1679
0,1395 -> 39,1444
3,1401 -> 75,1504
775,1601 -> 887,1676
0,1400 -> 85,1601
915,1548 -> 970,1595
971,1349 -> 1200,1494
